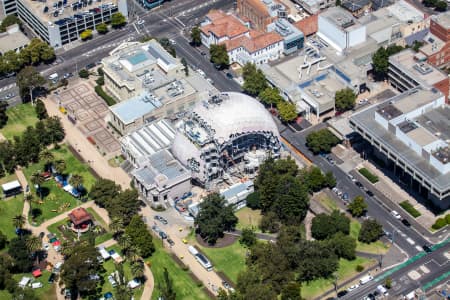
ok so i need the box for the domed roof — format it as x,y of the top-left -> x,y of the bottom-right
193,92 -> 279,141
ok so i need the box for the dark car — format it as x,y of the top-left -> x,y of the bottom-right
85,63 -> 96,69
401,219 -> 411,227
226,72 -> 233,79
337,290 -> 348,298
423,244 -> 433,253
366,293 -> 375,300
355,181 -> 363,188
48,273 -> 56,283
167,238 -> 175,246
159,231 -> 168,239
366,190 -> 374,197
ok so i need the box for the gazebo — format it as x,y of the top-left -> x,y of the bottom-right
68,207 -> 92,233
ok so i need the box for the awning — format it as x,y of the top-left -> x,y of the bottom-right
32,269 -> 42,278
52,240 -> 61,246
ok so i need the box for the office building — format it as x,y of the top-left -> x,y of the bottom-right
350,87 -> 450,209
294,0 -> 336,15
419,11 -> 450,68
0,24 -> 29,55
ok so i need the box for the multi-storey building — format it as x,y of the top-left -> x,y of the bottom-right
419,12 -> 450,68
1,0 -> 127,48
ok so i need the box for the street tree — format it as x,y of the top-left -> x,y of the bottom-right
209,44 -> 229,69
190,26 -> 201,46
35,99 -> 48,120
243,63 -> 268,96
96,23 -> 108,34
358,219 -> 383,243
277,100 -> 297,123
348,195 -> 368,217
159,268 -> 176,300
181,57 -> 188,76
80,29 -> 93,41
195,193 -> 238,244
16,66 -> 45,104
78,69 -> 89,78
335,88 -> 356,113
240,227 -> 257,247
258,87 -> 282,107
0,15 -> 21,32
311,210 -> 350,240
435,0 -> 447,11
3,50 -> 22,73
306,128 -> 340,154
111,12 -> 127,28
89,178 -> 121,208
281,282 -> 302,300
372,45 -> 403,79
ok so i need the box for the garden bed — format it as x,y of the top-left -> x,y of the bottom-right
399,201 -> 421,218
358,168 -> 379,183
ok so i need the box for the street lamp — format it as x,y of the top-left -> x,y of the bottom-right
333,273 -> 339,296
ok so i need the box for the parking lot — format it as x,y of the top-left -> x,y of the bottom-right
51,80 -> 121,157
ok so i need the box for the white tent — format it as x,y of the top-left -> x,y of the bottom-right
127,279 -> 141,289
63,184 -> 73,193
2,180 -> 21,192
18,277 -> 31,288
98,247 -> 111,260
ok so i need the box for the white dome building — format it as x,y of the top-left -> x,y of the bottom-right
171,92 -> 281,185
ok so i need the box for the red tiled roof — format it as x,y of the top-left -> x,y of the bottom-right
201,14 -> 250,38
68,207 -> 92,226
294,14 -> 318,36
224,31 -> 283,53
244,0 -> 270,17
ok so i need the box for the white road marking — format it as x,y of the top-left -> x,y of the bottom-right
406,237 -> 415,245
415,245 -> 423,252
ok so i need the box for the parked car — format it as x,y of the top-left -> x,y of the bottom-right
225,72 -> 233,79
401,218 -> 411,227
337,290 -> 348,298
159,231 -> 168,239
355,181 -> 363,188
391,210 -> 401,219
342,193 -> 349,201
154,215 -> 168,225
167,238 -> 175,246
366,190 -> 374,197
423,244 -> 433,253
347,284 -> 359,292
48,273 -> 56,283
85,63 -> 96,69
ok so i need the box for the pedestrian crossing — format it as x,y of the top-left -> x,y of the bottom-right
0,83 -> 16,92
82,36 -> 136,57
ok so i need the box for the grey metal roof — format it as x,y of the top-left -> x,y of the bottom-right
110,91 -> 162,124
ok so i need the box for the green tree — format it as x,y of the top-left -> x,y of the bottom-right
109,216 -> 124,238
30,171 -> 45,199
259,211 -> 280,233
16,66 -> 45,104
358,219 -> 383,243
195,193 -> 238,244
0,230 -> 7,249
80,29 -> 93,41
436,0 -> 447,11
60,242 -> 101,299
89,178 -> 121,208
411,40 -> 424,52
311,210 -> 350,240
243,63 -> 268,96
240,227 -> 257,247
0,101 -> 8,128
35,99 -> 48,120
190,26 -> 201,46
348,195 -> 368,217
25,235 -> 41,263
44,116 -> 65,144
259,87 -> 282,107
8,237 -> 33,272
69,174 -> 84,197
246,191 -> 260,209
130,260 -> 145,279
335,88 -> 356,113
324,171 -> 336,188
0,15 -> 21,32
125,215 -> 155,258
306,128 -> 340,154
385,277 -> 392,289
96,23 -> 108,34
108,189 -> 140,226
159,268 -> 176,300
54,159 -> 66,175
78,69 -> 89,78
210,44 -> 229,69
327,232 -> 356,260
39,150 -> 54,167
181,57 -> 189,76
3,50 -> 22,73
278,100 -> 297,123
281,282 -> 302,300
372,45 -> 403,79
111,12 -> 127,28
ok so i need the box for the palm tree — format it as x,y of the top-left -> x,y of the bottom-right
54,159 -> 66,175
39,150 -> 54,169
12,215 -> 26,230
125,245 -> 140,263
110,217 -> 124,238
26,236 -> 41,264
118,233 -> 132,250
69,174 -> 84,198
130,260 -> 144,279
30,171 -> 45,199
24,193 -> 34,220
61,240 -> 75,257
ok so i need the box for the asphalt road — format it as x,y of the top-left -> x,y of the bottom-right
341,241 -> 449,299
281,125 -> 434,257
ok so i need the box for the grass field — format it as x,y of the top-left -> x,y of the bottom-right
101,245 -> 144,300
198,241 -> 247,284
146,242 -> 209,300
0,173 -> 24,240
301,256 -> 376,299
314,193 -> 339,213
235,207 -> 263,232
0,270 -> 58,300
350,221 -> 389,254
2,103 -> 39,140
22,145 -> 97,225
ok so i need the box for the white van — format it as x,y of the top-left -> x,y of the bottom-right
377,285 -> 388,296
31,282 -> 43,289
48,73 -> 59,81
359,274 -> 373,285
188,245 -> 199,256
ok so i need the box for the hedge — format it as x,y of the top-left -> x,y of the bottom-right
358,168 -> 379,183
446,214 -> 450,224
95,85 -> 115,106
432,218 -> 447,230
399,201 -> 421,218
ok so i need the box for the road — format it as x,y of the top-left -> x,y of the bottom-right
280,124 -> 438,257
0,0 -> 238,103
342,241 -> 449,299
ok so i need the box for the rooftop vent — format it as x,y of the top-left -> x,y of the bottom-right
413,63 -> 432,75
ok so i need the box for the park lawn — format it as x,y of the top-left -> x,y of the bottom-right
197,241 -> 247,284
0,194 -> 24,240
235,207 -> 263,232
46,218 -> 69,240
301,256 -> 376,299
101,246 -> 144,300
146,242 -> 209,300
23,145 -> 97,225
86,207 -> 109,229
8,270 -> 57,300
350,221 -> 389,254
315,192 -> 339,212
2,103 -> 39,140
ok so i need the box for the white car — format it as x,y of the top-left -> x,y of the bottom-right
391,210 -> 402,219
169,39 -> 176,45
43,243 -> 50,251
347,284 -> 359,292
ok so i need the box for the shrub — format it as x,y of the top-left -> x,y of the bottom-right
432,218 -> 447,230
246,191 -> 261,209
96,76 -> 104,86
355,265 -> 364,272
385,277 -> 392,289
358,168 -> 379,183
94,85 -> 116,106
446,214 -> 450,225
399,201 -> 421,218
78,69 -> 89,79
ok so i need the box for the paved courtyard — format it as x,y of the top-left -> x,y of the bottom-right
53,81 -> 121,156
